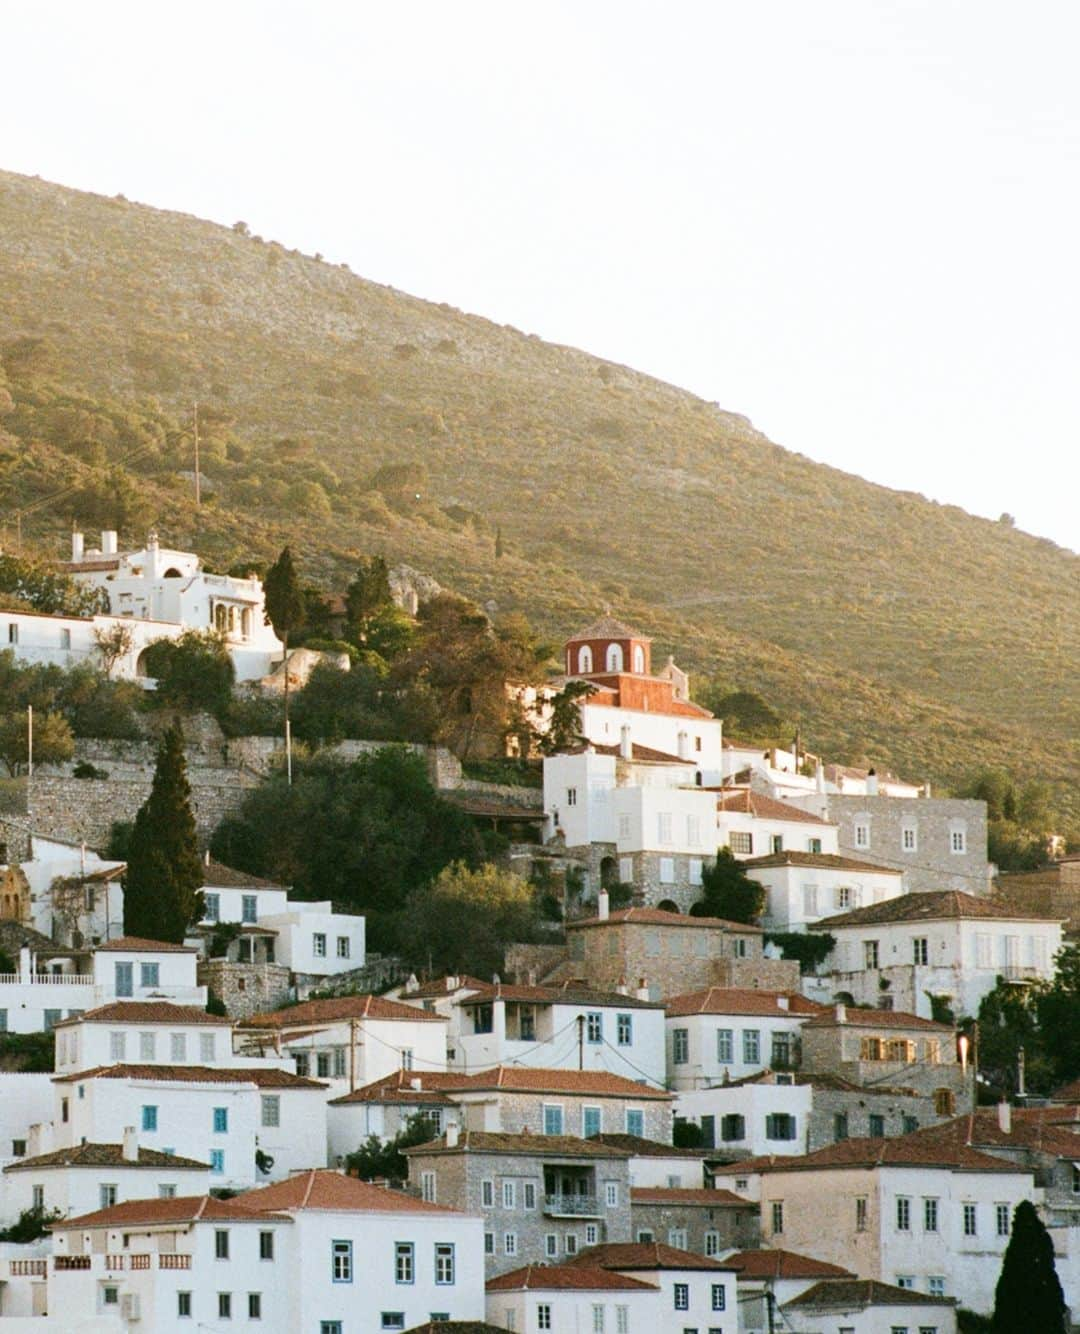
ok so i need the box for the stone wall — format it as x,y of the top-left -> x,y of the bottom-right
295,955 -> 410,1000
198,960 -> 291,1019
630,1198 -> 760,1254
806,1086 -> 949,1152
712,957 -> 801,991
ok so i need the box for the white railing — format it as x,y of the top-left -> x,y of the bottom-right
0,974 -> 95,986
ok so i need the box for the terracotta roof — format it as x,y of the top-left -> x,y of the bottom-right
908,1108 -> 1080,1160
404,1132 -> 632,1160
586,741 -> 686,765
53,1064 -> 326,1088
62,558 -> 121,574
201,859 -> 285,889
95,936 -> 196,953
400,976 -> 488,999
55,1002 -> 226,1028
239,995 -> 447,1027
588,1133 -> 711,1159
568,1241 -> 737,1272
487,1264 -> 657,1293
665,987 -> 825,1019
446,1066 -> 670,1098
4,1143 -> 208,1173
802,1007 -> 954,1033
785,1278 -> 956,1309
57,1194 -> 291,1229
716,790 -> 836,826
812,889 -> 1063,929
237,1169 -> 461,1215
726,1248 -> 853,1279
460,982 -> 662,1011
441,792 -> 546,821
734,1135 -> 1029,1176
406,1325 -> 512,1334
630,1187 -> 751,1207
568,906 -> 763,934
1052,1079 -> 1080,1103
566,616 -> 649,643
329,1069 -> 465,1107
743,851 -> 901,875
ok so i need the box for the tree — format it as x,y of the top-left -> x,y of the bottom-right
540,679 -> 595,755
695,688 -> 782,743
1035,942 -> 1080,1086
991,1200 -> 1067,1333
263,547 -> 307,767
976,979 -> 1050,1097
404,861 -> 546,979
344,556 -> 393,646
143,631 -> 235,715
690,848 -> 766,924
0,709 -> 73,775
123,722 -> 204,942
345,1113 -> 438,1183
93,622 -> 134,678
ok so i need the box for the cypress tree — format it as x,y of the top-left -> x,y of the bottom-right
123,723 -> 204,942
992,1199 -> 1067,1333
264,546 -> 306,776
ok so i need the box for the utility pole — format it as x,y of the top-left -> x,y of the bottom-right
765,1286 -> 777,1334
192,401 -> 201,507
26,704 -> 33,778
577,1015 -> 584,1071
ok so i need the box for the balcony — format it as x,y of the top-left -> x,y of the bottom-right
54,1255 -> 91,1270
159,1254 -> 191,1269
8,1259 -> 47,1276
544,1194 -> 602,1218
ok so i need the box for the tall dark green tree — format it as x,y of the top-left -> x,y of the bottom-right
123,723 -> 204,942
992,1200 -> 1067,1333
263,547 -> 306,771
690,847 -> 767,924
344,556 -> 392,646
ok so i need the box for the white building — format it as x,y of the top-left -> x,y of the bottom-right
742,851 -> 905,933
676,1079 -> 813,1159
60,529 -> 284,681
10,835 -> 125,946
485,1263 -> 660,1332
715,789 -> 839,860
50,1064 -> 328,1189
235,994 -> 449,1092
52,1002 -> 240,1075
447,982 -> 666,1086
90,937 -> 206,1007
566,1242 -> 738,1331
781,1277 -> 957,1333
806,890 -> 1064,1019
664,987 -> 825,1090
724,1247 -> 858,1334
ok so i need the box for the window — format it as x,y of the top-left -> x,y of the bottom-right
99,1183 -> 117,1208
619,856 -> 634,882
502,1179 -> 516,1209
429,1241 -> 454,1284
31,1184 -> 44,1211
248,1293 -> 262,1319
592,1304 -> 605,1333
657,812 -> 673,844
834,1112 -> 849,1141
934,1088 -> 956,1116
659,857 -> 676,884
583,1106 -> 602,1139
538,1305 -> 552,1331
896,1197 -> 911,1231
802,884 -> 819,917
903,1114 -> 920,1133
625,1109 -> 644,1137
729,831 -> 752,854
215,1229 -> 230,1259
381,1317 -> 405,1332
996,1203 -> 1011,1237
317,1053 -> 331,1078
200,1033 -> 216,1062
807,837 -> 822,853
210,1150 -> 225,1175
869,1113 -> 885,1137
313,933 -> 327,957
902,826 -> 917,851
606,643 -> 624,672
217,1292 -> 233,1320
928,1277 -> 946,1297
865,940 -> 880,969
913,937 -> 929,965
483,1232 -> 494,1255
743,1029 -> 760,1063
605,1181 -> 619,1208
139,1031 -> 156,1060
704,1229 -> 720,1256
394,1241 -> 414,1283
332,1238 -> 353,1282
11,1139 -> 25,1157
110,1031 -> 126,1060
481,1179 -> 494,1207
333,1047 -> 347,1078
205,893 -> 220,922
335,935 -> 351,960
241,894 -> 258,924
7,624 -> 17,644
711,1284 -> 726,1311
896,1275 -> 914,1289
159,1183 -> 177,1199
565,1234 -> 578,1255
585,1223 -> 599,1244
543,1104 -> 564,1135
951,827 -> 967,855
61,1097 -> 69,1123
178,1291 -> 192,1317
504,1232 -> 517,1256
717,1028 -> 733,1063
856,1196 -> 868,1230
771,1031 -> 792,1068
771,1200 -> 784,1234
674,1283 -> 690,1310
213,1107 -> 228,1133
770,834 -> 784,854
139,961 -> 160,988
578,646 -> 593,673
168,1032 -> 186,1061
720,1113 -> 745,1141
60,627 -> 71,650
587,1012 -> 603,1043
141,1105 -> 158,1132
854,822 -> 870,850
616,1309 -> 629,1334
673,1028 -> 689,1064
765,1113 -> 797,1141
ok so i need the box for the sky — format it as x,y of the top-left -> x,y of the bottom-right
2,1 -> 1077,552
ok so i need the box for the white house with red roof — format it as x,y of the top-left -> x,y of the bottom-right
486,1262 -> 660,1333
742,850 -> 906,932
90,936 -> 205,1007
726,1247 -> 857,1334
565,1241 -> 739,1330
714,788 -> 838,861
52,1003 -> 239,1075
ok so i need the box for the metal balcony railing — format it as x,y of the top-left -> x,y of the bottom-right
544,1194 -> 602,1217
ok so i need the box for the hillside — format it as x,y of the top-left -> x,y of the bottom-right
0,169 -> 1077,824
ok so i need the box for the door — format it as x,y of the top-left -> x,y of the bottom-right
115,962 -> 133,997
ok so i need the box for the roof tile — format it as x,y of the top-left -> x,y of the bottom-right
486,1264 -> 658,1293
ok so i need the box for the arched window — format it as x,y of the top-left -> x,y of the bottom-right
163,567 -> 183,579
578,645 -> 593,674
632,644 -> 645,673
606,643 -> 624,673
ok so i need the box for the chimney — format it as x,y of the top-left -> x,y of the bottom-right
18,946 -> 32,983
636,977 -> 651,1001
204,849 -> 211,867
815,760 -> 826,795
122,1127 -> 139,1162
597,890 -> 610,922
101,530 -> 118,556
619,726 -> 632,760
445,1120 -> 460,1148
71,530 -> 84,562
27,1123 -> 46,1157
997,1100 -> 1012,1135
410,1077 -> 422,1092
677,731 -> 689,760
866,769 -> 879,797
776,995 -> 790,1011
923,781 -> 932,799
834,1002 -> 847,1024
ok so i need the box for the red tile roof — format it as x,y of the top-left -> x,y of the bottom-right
587,741 -> 686,765
329,1069 -> 466,1107
630,1187 -> 751,1207
785,1278 -> 956,1309
568,906 -> 763,933
4,1143 -> 208,1173
802,1007 -> 954,1033
566,616 -> 649,643
731,1136 -> 1028,1175
460,982 -> 662,1010
237,1169 -> 461,1214
742,851 -> 901,875
239,995 -> 447,1027
446,1066 -> 670,1098
55,1002 -> 226,1028
726,1248 -> 854,1280
53,1064 -> 326,1088
486,1264 -> 657,1293
665,988 -> 825,1019
907,1108 -> 1080,1160
201,859 -> 285,889
399,976 -> 488,999
95,936 -> 196,953
813,889 -> 1063,928
404,1132 -> 632,1160
716,790 -> 836,826
57,1195 -> 291,1229
568,1241 -> 737,1271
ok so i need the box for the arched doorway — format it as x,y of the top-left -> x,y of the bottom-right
600,857 -> 618,890
656,899 -> 680,915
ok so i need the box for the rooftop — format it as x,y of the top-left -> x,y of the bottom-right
716,790 -> 836,826
95,935 -> 196,953
802,1006 -> 954,1033
55,1001 -> 226,1028
785,1278 -> 956,1310
742,851 -> 901,875
568,906 -> 763,934
567,1241 -> 737,1272
405,1132 -> 633,1160
812,889 -> 1063,929
460,982 -> 662,1011
728,1135 -> 1028,1176
630,1187 -> 751,1207
201,859 -> 287,890
566,616 -> 649,643
239,995 -> 447,1027
237,1169 -> 461,1215
725,1248 -> 854,1280
486,1264 -> 657,1293
56,1194 -> 291,1230
588,1133 -> 712,1159
53,1064 -> 326,1089
5,1143 -> 208,1173
665,987 -> 825,1019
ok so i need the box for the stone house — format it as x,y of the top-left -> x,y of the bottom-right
404,1129 -> 633,1276
997,854 -> 1080,931
629,1184 -> 759,1255
588,1133 -> 712,1188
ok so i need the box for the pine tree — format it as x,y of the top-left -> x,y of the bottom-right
992,1200 -> 1067,1333
690,847 -> 766,924
123,723 -> 204,942
263,546 -> 306,772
